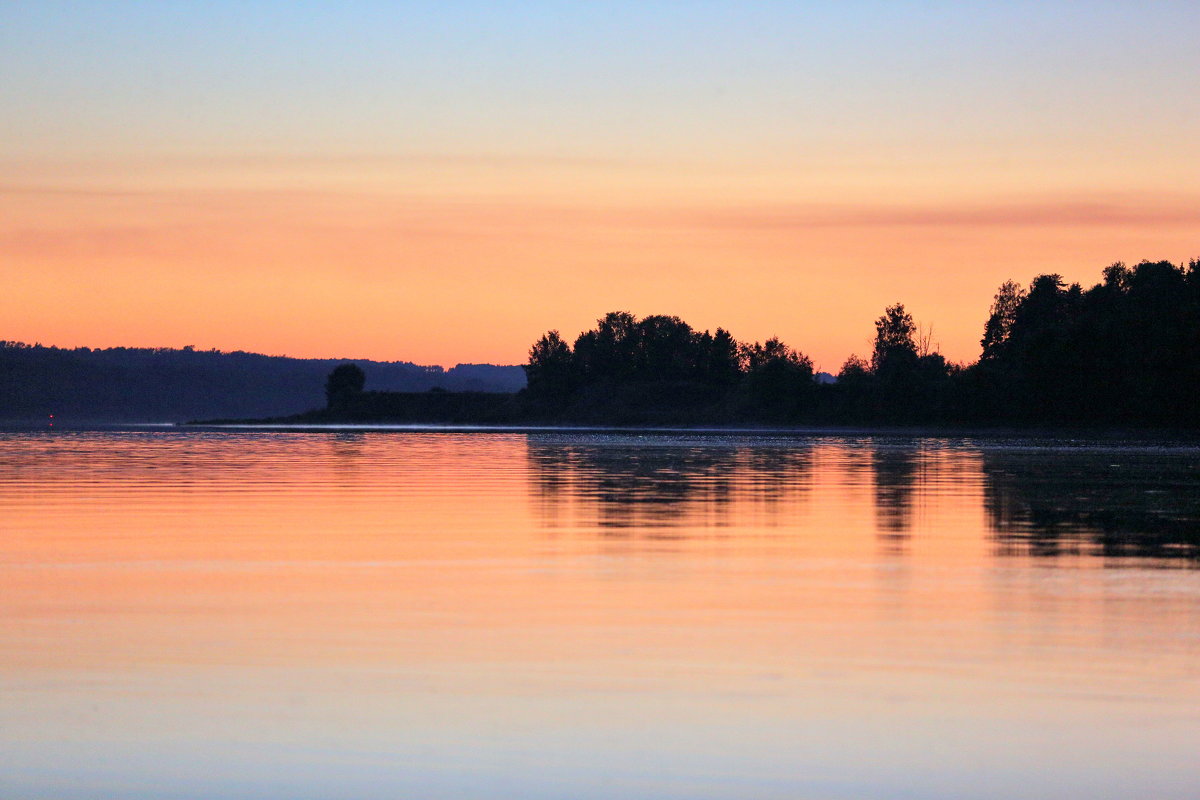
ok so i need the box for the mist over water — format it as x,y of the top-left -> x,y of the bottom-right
2,430 -> 1198,799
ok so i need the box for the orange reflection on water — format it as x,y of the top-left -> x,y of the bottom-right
1,431 -> 1198,799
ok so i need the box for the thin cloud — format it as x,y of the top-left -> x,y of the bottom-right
685,197 -> 1200,229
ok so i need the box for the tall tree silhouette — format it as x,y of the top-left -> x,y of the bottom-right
524,331 -> 573,404
871,304 -> 918,376
980,280 -> 1025,362
704,327 -> 743,386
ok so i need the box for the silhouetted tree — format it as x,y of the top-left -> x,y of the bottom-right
980,280 -> 1025,362
703,327 -> 743,386
1003,274 -> 1082,419
524,330 -> 573,403
573,311 -> 640,384
838,355 -> 870,382
325,363 -> 365,409
866,304 -> 918,419
862,303 -> 959,421
636,315 -> 700,381
871,303 -> 918,376
739,337 -> 815,419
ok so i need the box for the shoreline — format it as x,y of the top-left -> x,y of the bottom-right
5,418 -> 1196,443
174,419 -> 1200,444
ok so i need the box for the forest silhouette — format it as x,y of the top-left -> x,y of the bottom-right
0,344 -> 524,423
20,257 -> 1193,427
515,259 -> 1200,426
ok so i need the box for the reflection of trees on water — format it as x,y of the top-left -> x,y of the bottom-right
329,431 -> 366,452
872,445 -> 920,545
526,436 -> 813,531
528,436 -> 1200,562
982,448 -> 1200,563
327,432 -> 366,481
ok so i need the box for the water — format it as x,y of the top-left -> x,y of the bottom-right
2,430 -> 1198,799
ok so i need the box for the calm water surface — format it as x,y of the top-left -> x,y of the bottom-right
2,430 -> 1199,799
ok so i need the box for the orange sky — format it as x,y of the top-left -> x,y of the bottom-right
4,155 -> 1197,371
3,3 -> 1198,370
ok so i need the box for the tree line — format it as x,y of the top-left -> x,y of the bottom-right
0,343 -> 524,422
520,259 -> 1200,426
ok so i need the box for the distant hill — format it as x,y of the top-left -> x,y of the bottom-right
0,342 -> 525,423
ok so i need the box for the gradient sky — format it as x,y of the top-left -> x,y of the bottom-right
3,1 -> 1198,370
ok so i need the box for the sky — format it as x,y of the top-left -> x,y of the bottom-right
2,1 -> 1198,371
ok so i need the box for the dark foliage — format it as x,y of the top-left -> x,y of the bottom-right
521,258 -> 1199,427
522,307 -> 957,424
829,303 -> 960,423
965,260 -> 1200,425
522,311 -> 828,423
0,343 -> 525,422
325,363 -> 366,409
